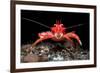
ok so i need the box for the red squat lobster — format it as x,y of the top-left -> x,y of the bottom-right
31,20 -> 82,48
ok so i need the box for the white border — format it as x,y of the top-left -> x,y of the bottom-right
16,4 -> 94,69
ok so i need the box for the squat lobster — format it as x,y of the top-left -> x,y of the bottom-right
31,20 -> 82,48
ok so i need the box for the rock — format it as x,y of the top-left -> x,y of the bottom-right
21,41 -> 89,62
39,55 -> 48,62
23,54 -> 40,62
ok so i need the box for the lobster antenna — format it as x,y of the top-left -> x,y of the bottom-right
22,17 -> 83,29
22,17 -> 50,29
67,24 -> 84,29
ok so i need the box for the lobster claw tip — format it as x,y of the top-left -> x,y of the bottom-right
79,40 -> 82,46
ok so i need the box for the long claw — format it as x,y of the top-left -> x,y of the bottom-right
66,32 -> 82,45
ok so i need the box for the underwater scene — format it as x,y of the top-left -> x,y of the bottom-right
21,10 -> 89,63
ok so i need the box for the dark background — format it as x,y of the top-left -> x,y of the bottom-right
21,10 -> 90,50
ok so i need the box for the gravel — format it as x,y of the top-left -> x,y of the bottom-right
21,41 -> 89,63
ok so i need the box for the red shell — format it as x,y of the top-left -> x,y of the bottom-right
51,20 -> 66,34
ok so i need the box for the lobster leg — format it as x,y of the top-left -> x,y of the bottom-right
66,32 -> 82,45
64,34 -> 74,46
26,38 -> 50,53
31,31 -> 53,47
31,38 -> 49,47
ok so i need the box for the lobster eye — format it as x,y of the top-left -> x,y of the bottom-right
60,24 -> 63,26
54,24 -> 56,26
